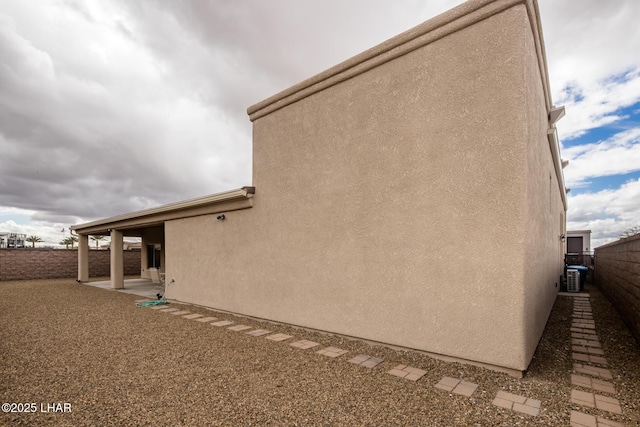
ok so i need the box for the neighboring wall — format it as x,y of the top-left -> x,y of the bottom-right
594,234 -> 640,344
0,249 -> 141,281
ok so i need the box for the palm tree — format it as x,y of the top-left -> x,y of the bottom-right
90,235 -> 107,249
26,235 -> 43,248
59,236 -> 79,249
60,238 -> 69,249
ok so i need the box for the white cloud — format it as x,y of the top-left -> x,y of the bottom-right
567,178 -> 640,248
563,128 -> 640,188
554,69 -> 640,141
1,0 -> 640,247
540,0 -> 640,96
538,0 -> 640,141
0,0 -> 252,224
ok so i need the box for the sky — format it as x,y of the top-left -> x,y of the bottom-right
1,0 -> 639,249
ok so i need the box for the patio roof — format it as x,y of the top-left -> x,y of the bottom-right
70,187 -> 255,235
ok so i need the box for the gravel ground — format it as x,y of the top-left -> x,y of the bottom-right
1,278 -> 638,426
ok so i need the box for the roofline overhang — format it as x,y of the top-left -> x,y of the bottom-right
248,0 -> 555,121
70,187 -> 255,235
547,128 -> 567,211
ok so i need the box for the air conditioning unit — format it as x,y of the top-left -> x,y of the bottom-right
567,269 -> 580,292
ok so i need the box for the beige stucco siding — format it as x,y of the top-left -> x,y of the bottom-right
520,1 -> 566,367
163,2 -> 560,372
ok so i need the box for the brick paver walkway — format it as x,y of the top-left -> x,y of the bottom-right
567,295 -> 624,426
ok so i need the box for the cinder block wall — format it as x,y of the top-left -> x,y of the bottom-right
594,234 -> 640,344
0,249 -> 141,281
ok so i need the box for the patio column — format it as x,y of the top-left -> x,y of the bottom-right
78,234 -> 89,282
110,229 -> 124,289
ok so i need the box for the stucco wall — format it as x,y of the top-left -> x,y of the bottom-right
0,249 -> 141,281
521,11 -> 566,367
165,0 -> 563,373
594,235 -> 640,344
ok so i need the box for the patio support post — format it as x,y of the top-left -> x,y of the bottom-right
78,234 -> 89,282
110,229 -> 124,289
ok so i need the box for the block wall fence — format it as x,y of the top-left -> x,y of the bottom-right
594,234 -> 640,344
0,249 -> 141,281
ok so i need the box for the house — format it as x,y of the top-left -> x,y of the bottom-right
71,0 -> 567,376
565,229 -> 592,267
0,232 -> 26,248
566,230 -> 592,255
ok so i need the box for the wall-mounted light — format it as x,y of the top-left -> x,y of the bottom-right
560,234 -> 566,242
217,214 -> 226,221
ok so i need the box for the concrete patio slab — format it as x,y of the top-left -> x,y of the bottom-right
83,278 -> 164,299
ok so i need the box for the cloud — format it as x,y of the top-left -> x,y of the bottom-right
0,0 -> 252,223
1,0 -> 639,249
554,70 -> 640,141
540,0 -> 640,95
562,128 -> 640,188
567,178 -> 640,248
0,0 -> 467,229
538,0 -> 640,140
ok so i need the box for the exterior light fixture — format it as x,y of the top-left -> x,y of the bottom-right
217,214 -> 226,221
560,234 -> 565,242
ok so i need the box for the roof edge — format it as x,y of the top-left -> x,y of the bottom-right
71,187 -> 254,233
247,0 -> 546,122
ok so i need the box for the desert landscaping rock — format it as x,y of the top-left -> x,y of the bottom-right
1,279 -> 639,426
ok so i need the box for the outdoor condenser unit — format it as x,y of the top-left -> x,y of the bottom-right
566,269 -> 580,293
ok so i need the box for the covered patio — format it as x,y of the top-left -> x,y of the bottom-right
70,187 -> 255,290
84,278 -> 166,299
